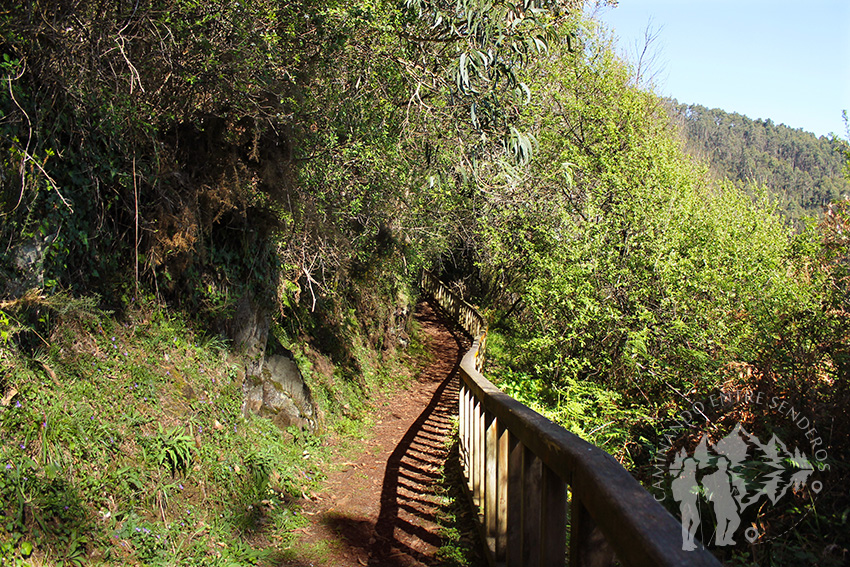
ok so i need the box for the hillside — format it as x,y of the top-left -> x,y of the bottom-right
0,292 -> 477,566
666,101 -> 850,225
2,2 -> 850,565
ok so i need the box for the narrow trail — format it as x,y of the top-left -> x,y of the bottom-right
281,301 -> 479,566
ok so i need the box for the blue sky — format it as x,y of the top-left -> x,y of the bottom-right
598,0 -> 850,138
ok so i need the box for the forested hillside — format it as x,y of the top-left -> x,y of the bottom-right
2,1 -> 849,565
667,101 -> 850,224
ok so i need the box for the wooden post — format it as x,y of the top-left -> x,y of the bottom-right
472,397 -> 482,508
460,381 -> 470,481
477,398 -> 486,519
505,433 -> 523,567
541,466 -> 568,566
485,413 -> 498,548
522,448 -> 543,567
495,423 -> 510,561
569,497 -> 616,567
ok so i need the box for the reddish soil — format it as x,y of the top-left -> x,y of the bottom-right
280,301 -> 475,567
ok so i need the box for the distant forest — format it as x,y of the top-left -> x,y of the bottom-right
666,101 -> 850,226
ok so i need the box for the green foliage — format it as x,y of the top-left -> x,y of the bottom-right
476,19 -> 813,409
432,423 -> 484,567
465,15 -> 850,562
403,0 -> 575,151
0,0 -> 579,326
149,425 -> 196,476
748,199 -> 850,399
0,449 -> 91,567
0,536 -> 33,567
0,297 -> 352,565
1,0 -> 846,563
115,515 -> 167,566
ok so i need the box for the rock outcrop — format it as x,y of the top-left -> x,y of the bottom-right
242,353 -> 316,430
229,294 -> 316,431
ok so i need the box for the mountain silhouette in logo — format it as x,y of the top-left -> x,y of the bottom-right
708,424 -> 813,509
668,422 -> 819,548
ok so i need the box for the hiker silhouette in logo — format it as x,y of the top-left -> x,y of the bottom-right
671,455 -> 700,551
701,456 -> 740,546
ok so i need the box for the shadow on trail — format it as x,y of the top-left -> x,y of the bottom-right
322,301 -> 474,566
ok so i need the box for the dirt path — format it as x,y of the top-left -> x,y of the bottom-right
281,301 -> 478,567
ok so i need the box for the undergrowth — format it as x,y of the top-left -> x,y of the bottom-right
434,420 -> 485,567
0,293 -> 411,566
483,315 -> 850,566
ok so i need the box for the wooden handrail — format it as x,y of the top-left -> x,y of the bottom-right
420,270 -> 721,567
420,270 -> 487,372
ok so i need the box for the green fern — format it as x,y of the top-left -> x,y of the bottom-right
154,425 -> 195,476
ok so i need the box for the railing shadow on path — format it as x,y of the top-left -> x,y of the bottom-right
366,301 -> 467,566
313,300 -> 483,566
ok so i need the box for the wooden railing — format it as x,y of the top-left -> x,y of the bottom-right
420,270 -> 486,372
420,270 -> 721,567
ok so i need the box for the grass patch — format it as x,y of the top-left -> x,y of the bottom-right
0,297 -> 331,566
434,420 -> 485,567
0,292 -> 430,566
